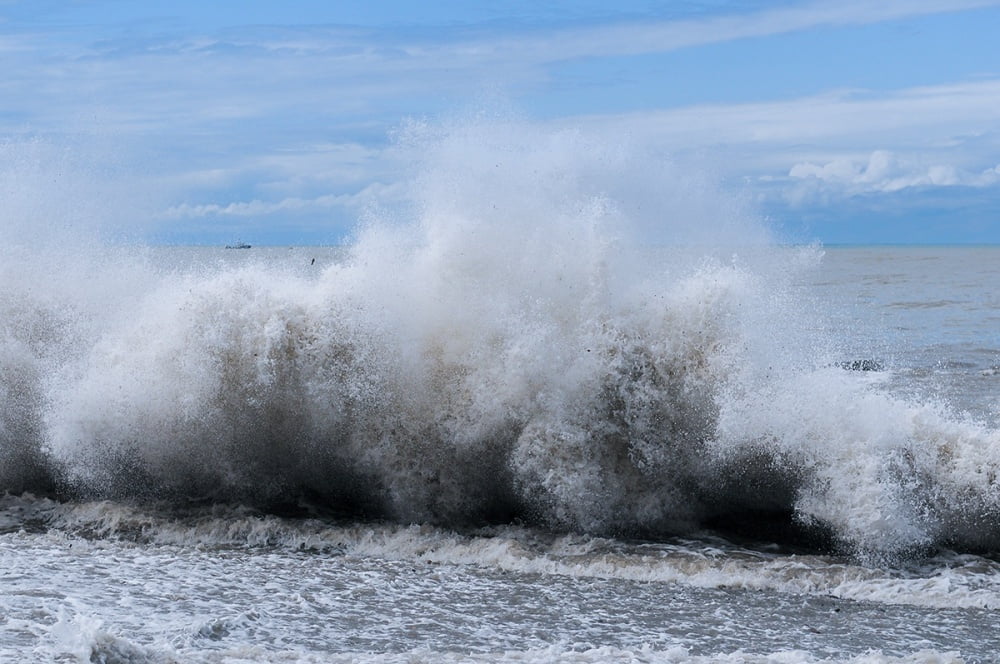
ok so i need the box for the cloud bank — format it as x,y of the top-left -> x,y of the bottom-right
1,0 -> 999,242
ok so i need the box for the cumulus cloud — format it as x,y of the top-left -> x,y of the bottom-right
570,77 -> 1000,216
787,150 -> 1000,199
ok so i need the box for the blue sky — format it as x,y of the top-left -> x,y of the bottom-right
1,1 -> 999,245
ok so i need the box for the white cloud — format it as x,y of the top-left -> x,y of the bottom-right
784,149 -> 1000,205
464,0 -> 1000,63
791,151 -> 922,188
5,0 -> 1000,140
569,78 -> 1000,184
789,157 -> 859,182
173,0 -> 1000,67
558,76 -> 1000,216
581,80 -> 1000,150
4,0 -> 999,240
159,182 -> 402,220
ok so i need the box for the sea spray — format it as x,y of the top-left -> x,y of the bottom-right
3,119 -> 1000,560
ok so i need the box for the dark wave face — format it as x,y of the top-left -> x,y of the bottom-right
2,120 -> 999,563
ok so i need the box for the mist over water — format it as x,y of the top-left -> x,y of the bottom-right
3,119 -> 1000,563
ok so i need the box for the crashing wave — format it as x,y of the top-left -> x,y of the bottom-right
2,120 -> 999,561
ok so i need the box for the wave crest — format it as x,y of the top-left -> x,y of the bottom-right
3,120 -> 999,560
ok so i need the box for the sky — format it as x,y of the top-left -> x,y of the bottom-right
1,0 -> 999,245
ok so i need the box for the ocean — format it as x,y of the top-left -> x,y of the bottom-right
1,240 -> 998,663
2,127 -> 1000,661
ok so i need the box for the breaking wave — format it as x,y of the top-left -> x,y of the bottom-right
3,119 -> 1000,562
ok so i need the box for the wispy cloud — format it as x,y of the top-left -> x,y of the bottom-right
160,182 -> 401,220
461,0 -> 1000,62
559,75 -> 1000,227
90,0 -> 999,65
3,0 -> 999,242
577,79 -> 1000,149
5,0 -> 999,138
569,79 -> 1000,187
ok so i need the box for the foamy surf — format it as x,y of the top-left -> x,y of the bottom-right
2,121 -> 1000,562
6,248 -> 997,558
37,634 -> 971,664
6,508 -> 990,662
6,494 -> 999,613
34,604 -> 970,664
3,119 -> 1000,662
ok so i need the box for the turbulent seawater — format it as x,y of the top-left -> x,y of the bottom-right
2,126 -> 1000,662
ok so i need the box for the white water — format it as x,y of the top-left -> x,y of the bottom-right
2,120 -> 999,661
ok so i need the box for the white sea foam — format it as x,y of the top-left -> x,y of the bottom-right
172,646 -> 969,664
310,647 -> 964,664
47,609 -> 179,664
9,522 -> 973,663
4,492 -> 991,661
39,622 -> 968,664
14,495 -> 1000,612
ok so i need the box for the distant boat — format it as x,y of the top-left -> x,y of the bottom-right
225,241 -> 251,249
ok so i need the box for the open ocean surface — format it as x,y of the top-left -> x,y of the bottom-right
1,240 -> 999,663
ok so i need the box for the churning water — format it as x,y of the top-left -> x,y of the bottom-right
1,122 -> 998,662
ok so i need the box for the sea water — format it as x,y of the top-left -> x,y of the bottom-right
2,123 -> 999,662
